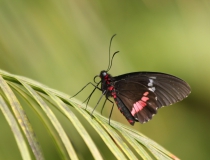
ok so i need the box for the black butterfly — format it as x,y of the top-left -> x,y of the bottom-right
73,35 -> 191,125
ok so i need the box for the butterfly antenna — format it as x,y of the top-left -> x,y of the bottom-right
107,51 -> 119,72
106,34 -> 119,72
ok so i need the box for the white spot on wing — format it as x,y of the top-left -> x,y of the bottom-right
150,76 -> 156,79
149,87 -> 156,92
148,78 -> 156,92
148,79 -> 154,86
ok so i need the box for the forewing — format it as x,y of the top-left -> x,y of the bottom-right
114,72 -> 191,108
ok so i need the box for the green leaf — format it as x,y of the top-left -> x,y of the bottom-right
0,69 -> 180,160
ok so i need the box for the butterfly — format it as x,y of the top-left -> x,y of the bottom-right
99,70 -> 191,125
72,35 -> 191,125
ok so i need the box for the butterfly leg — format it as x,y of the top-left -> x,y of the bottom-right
82,82 -> 101,109
106,98 -> 114,125
100,96 -> 114,124
70,82 -> 101,99
101,98 -> 107,115
70,82 -> 102,109
91,90 -> 107,117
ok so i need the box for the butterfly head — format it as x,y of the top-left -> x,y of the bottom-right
100,70 -> 108,78
93,71 -> 108,84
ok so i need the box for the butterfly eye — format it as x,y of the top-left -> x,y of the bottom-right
102,72 -> 107,77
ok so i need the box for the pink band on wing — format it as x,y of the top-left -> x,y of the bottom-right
131,101 -> 147,116
141,96 -> 149,102
131,92 -> 150,116
143,92 -> 149,96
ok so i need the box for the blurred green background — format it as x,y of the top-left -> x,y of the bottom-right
0,0 -> 210,159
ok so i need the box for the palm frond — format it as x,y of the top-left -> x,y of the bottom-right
0,69 -> 179,160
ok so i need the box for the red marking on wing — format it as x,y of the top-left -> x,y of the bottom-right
141,96 -> 149,102
143,92 -> 149,96
108,86 -> 114,91
131,92 -> 150,116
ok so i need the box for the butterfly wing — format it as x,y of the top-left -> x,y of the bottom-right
113,72 -> 191,124
114,80 -> 159,123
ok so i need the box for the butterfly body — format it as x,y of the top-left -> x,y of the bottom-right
100,70 -> 191,125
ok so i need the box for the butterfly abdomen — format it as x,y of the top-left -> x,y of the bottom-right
114,97 -> 136,125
